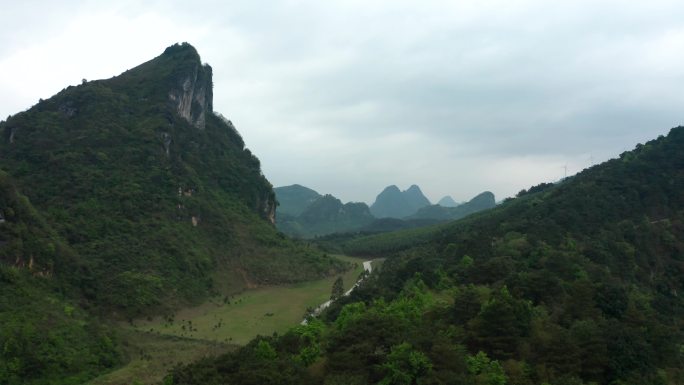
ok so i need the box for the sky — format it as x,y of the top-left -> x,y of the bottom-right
1,0 -> 683,204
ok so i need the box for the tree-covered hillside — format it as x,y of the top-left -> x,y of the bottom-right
0,43 -> 342,315
0,171 -> 120,384
277,193 -> 375,238
275,184 -> 322,217
168,127 -> 684,385
0,43 -> 346,385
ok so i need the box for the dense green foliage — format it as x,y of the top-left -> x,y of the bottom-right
0,43 -> 342,315
169,127 -> 684,384
0,43 -> 344,384
0,172 -> 119,384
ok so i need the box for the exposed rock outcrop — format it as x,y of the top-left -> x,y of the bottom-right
166,43 -> 213,129
257,190 -> 277,225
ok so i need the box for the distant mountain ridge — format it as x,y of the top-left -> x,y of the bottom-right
275,186 -> 374,237
274,184 -> 322,217
370,184 -> 431,218
410,191 -> 496,220
276,184 -> 496,238
437,195 -> 459,207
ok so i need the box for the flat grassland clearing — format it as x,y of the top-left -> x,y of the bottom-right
132,255 -> 366,345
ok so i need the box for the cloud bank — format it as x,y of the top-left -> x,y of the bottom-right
1,0 -> 682,203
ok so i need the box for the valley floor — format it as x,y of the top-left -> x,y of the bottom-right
89,255 -> 367,385
87,329 -> 234,385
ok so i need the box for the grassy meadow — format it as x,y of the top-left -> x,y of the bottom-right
131,255 -> 366,345
87,330 -> 234,385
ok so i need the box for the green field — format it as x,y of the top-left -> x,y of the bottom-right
131,255 -> 366,345
89,255 -> 368,384
88,330 -> 234,385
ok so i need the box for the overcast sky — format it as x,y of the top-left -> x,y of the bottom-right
1,0 -> 682,204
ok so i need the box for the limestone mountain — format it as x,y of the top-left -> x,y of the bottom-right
410,191 -> 496,220
370,184 -> 431,218
276,189 -> 374,238
274,184 -> 322,217
0,43 -> 342,316
437,195 -> 459,207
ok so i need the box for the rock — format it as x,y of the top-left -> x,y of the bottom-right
161,132 -> 172,156
168,62 -> 213,129
257,190 -> 277,225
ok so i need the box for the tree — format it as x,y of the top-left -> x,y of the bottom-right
254,340 -> 277,360
471,286 -> 532,359
379,343 -> 432,385
466,351 -> 506,385
331,276 -> 344,301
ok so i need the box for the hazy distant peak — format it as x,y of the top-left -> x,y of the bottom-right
274,184 -> 322,217
277,184 -> 319,194
437,195 -> 459,207
370,184 -> 431,218
474,191 -> 495,200
381,185 -> 401,193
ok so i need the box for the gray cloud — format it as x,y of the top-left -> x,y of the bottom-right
1,0 -> 683,203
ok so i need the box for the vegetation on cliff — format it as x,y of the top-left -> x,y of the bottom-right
0,43 -> 344,384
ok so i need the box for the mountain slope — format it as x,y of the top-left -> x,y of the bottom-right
275,184 -> 322,217
409,191 -> 496,220
0,171 -> 120,384
170,127 -> 684,385
0,43 -> 342,314
437,195 -> 459,207
277,194 -> 375,238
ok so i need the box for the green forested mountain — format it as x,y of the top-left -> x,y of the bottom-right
277,193 -> 375,238
275,184 -> 322,217
0,43 -> 344,385
370,184 -> 432,218
0,171 -> 120,384
169,127 -> 684,385
274,184 -> 492,239
409,191 -> 496,221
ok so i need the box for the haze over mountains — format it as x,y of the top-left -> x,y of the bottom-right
369,184 -> 431,218
0,40 -> 682,385
437,195 -> 459,207
409,191 -> 496,221
275,183 -> 496,238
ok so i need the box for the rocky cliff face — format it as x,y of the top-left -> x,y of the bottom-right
257,190 -> 277,225
168,61 -> 213,129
